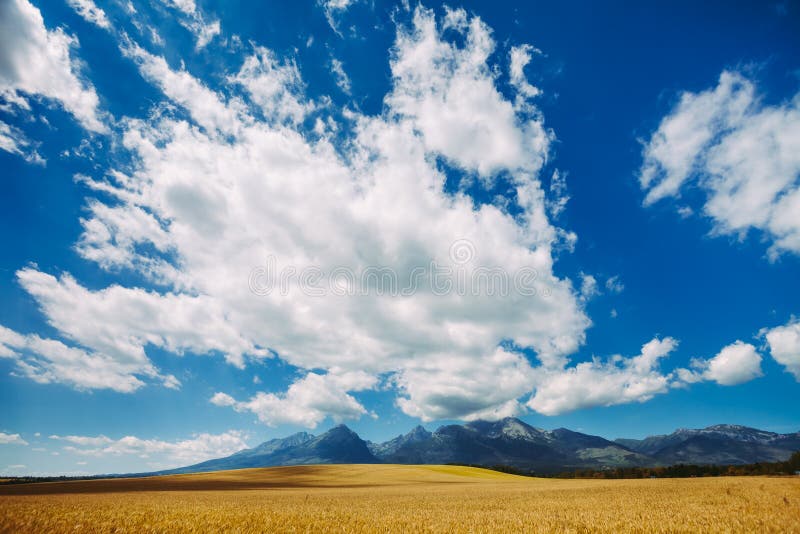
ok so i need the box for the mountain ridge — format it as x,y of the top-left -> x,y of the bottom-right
158,418 -> 800,475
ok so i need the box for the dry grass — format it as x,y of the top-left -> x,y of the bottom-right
1,465 -> 798,533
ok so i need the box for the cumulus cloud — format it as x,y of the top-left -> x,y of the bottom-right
387,7 -> 551,178
2,7 -> 647,426
528,337 -> 679,416
763,319 -> 800,380
678,341 -> 763,386
396,347 -> 535,422
0,323 -> 173,393
50,430 -> 248,465
0,0 -> 106,132
639,70 -> 800,259
211,371 -> 375,428
0,432 -> 28,446
1,5 -> 765,426
16,268 -> 266,369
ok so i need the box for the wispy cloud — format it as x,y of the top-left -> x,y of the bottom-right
0,432 -> 28,446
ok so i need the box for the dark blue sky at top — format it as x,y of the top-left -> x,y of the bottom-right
0,0 -> 799,473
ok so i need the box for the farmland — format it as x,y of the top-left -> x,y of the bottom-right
1,465 -> 798,533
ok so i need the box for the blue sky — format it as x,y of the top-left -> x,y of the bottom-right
0,0 -> 798,475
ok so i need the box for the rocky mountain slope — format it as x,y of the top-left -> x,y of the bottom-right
162,419 -> 800,475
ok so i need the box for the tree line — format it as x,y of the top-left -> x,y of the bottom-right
452,451 -> 800,479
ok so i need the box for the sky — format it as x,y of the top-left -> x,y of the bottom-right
0,0 -> 798,476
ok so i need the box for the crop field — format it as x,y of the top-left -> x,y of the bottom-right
1,465 -> 798,533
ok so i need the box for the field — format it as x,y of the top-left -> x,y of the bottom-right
1,465 -> 798,533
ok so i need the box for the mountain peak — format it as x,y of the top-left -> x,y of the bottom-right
704,424 -> 754,432
318,425 -> 365,443
461,417 -> 547,442
285,431 -> 314,440
408,425 -> 431,438
499,418 -> 536,436
366,424 -> 432,458
497,416 -> 525,425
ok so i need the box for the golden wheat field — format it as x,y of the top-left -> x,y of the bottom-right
0,464 -> 798,533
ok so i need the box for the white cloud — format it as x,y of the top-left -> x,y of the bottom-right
605,275 -> 624,294
66,0 -> 111,29
120,41 -> 242,135
162,0 -> 220,49
50,430 -> 248,466
319,0 -> 356,35
0,0 -> 106,132
509,44 -> 541,102
528,337 -> 679,416
211,371 -> 375,428
0,323 -> 167,393
395,347 -> 534,422
640,70 -> 800,259
546,169 -> 569,218
387,7 -> 551,178
5,7 -> 595,424
166,0 -> 197,12
763,319 -> 800,380
191,19 -> 220,49
640,72 -> 753,205
579,273 -> 599,301
16,268 -> 265,370
0,120 -> 44,164
74,194 -> 177,282
679,341 -> 763,386
232,46 -> 312,124
49,434 -> 113,447
0,432 -> 28,446
0,4 -> 766,426
330,58 -> 351,94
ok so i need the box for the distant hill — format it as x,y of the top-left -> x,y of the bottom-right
160,419 -> 800,475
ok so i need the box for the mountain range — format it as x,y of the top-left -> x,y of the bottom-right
159,418 -> 800,475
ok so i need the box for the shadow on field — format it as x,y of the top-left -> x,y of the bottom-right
0,465 -> 498,495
